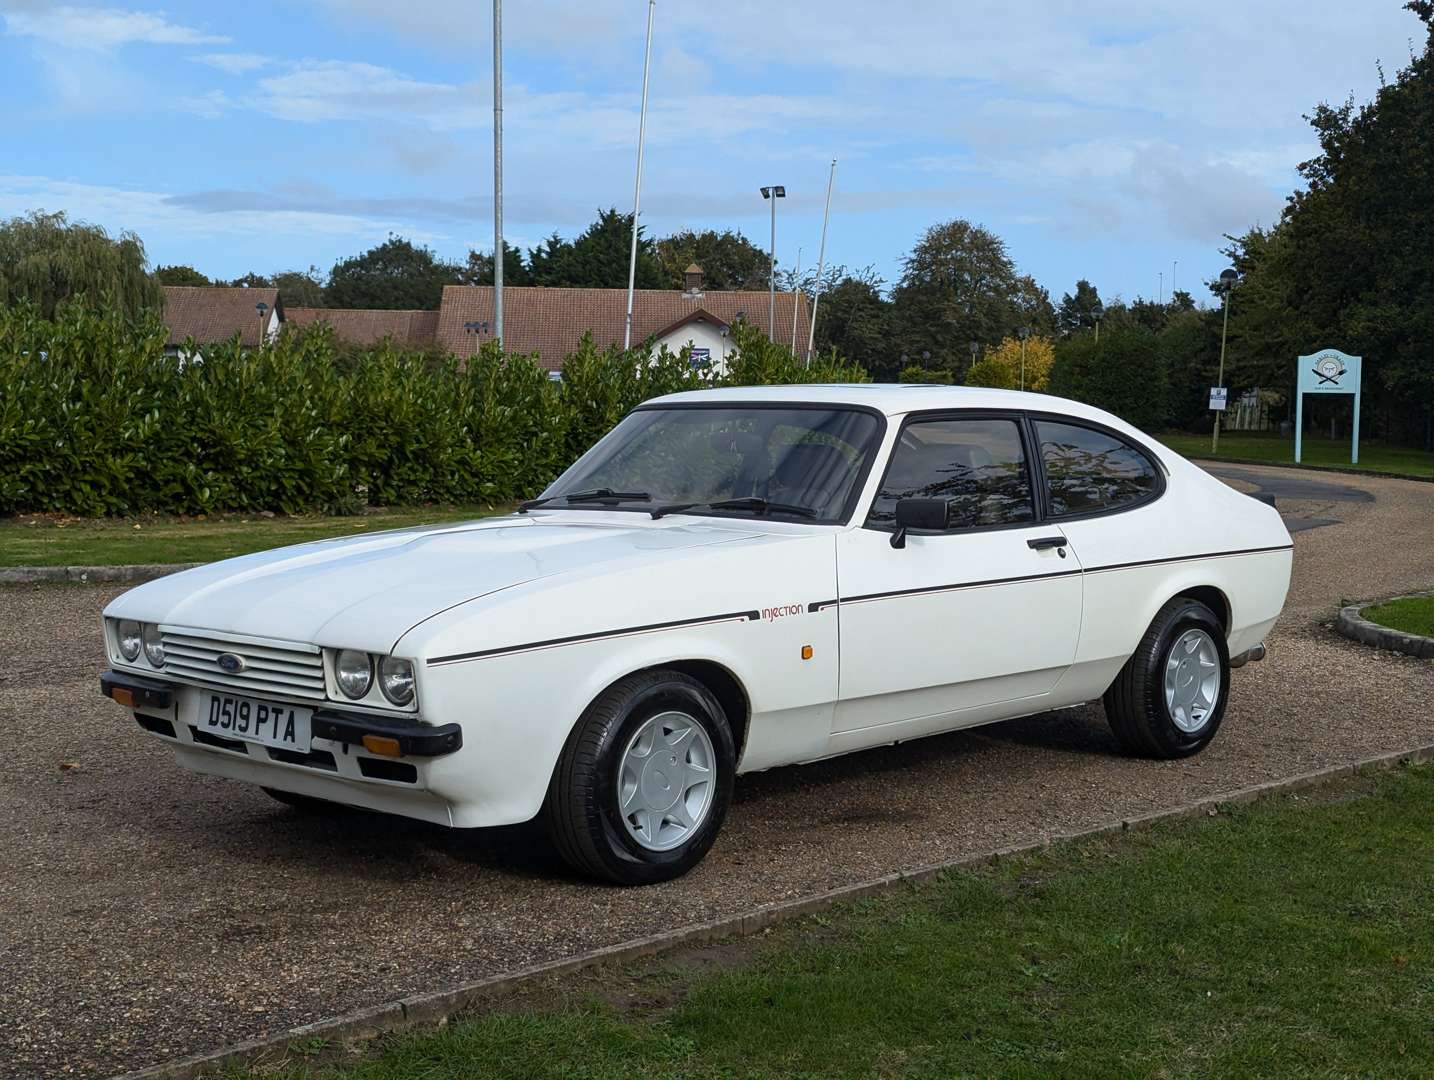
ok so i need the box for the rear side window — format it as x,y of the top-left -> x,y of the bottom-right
869,417 -> 1035,530
1036,420 -> 1161,517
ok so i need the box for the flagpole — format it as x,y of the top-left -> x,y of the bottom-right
623,0 -> 656,350
492,0 -> 504,344
805,157 -> 836,363
790,246 -> 802,352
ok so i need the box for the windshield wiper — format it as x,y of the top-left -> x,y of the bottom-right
650,497 -> 818,521
518,488 -> 651,513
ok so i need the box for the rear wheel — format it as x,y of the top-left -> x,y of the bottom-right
544,669 -> 735,885
1103,597 -> 1230,758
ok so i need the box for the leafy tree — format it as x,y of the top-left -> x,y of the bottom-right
272,267 -> 327,307
812,268 -> 894,377
1159,307 -> 1225,430
966,335 -> 1056,392
889,220 -> 1026,376
228,271 -> 273,290
0,210 -> 160,319
155,264 -> 212,287
1221,1 -> 1434,445
1169,289 -> 1197,312
1057,279 -> 1104,335
654,228 -> 770,290
464,242 -> 532,287
1013,275 -> 1057,336
325,236 -> 463,310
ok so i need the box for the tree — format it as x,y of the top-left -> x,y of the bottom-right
0,210 -> 160,319
565,208 -> 663,289
155,264 -> 212,287
1219,1 -> 1434,446
812,268 -> 894,377
463,242 -> 531,287
325,236 -> 463,310
1013,275 -> 1057,336
966,334 -> 1056,392
889,220 -> 1026,376
527,232 -> 574,285
272,267 -> 327,307
228,272 -> 273,289
654,228 -> 769,290
1057,279 -> 1104,335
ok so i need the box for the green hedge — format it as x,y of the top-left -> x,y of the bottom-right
0,304 -> 866,516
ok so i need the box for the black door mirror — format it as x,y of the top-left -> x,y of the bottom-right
891,498 -> 948,549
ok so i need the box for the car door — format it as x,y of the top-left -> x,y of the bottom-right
831,412 -> 1084,736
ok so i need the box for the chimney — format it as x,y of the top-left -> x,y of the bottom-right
683,263 -> 704,296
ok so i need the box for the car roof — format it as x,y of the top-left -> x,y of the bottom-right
647,383 -> 1112,422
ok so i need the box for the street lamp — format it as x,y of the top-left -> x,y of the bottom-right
255,301 -> 268,347
1212,267 -> 1239,455
1091,302 -> 1104,344
760,185 -> 785,339
1017,326 -> 1030,390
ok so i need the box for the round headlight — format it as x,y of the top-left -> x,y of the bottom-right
335,649 -> 372,699
117,619 -> 142,661
142,623 -> 165,667
378,656 -> 415,706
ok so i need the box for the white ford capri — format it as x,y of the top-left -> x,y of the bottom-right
101,385 -> 1291,884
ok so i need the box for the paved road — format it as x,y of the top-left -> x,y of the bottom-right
3,463 -> 1433,1078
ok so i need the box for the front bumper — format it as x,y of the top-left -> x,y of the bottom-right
100,669 -> 467,825
100,669 -> 463,757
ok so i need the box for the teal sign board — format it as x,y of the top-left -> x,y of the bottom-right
1295,349 -> 1362,464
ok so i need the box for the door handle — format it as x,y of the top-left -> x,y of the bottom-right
1027,535 -> 1068,552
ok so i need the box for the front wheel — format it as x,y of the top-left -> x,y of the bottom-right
544,669 -> 735,885
1103,597 -> 1230,758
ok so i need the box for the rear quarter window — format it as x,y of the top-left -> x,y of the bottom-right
1036,420 -> 1162,517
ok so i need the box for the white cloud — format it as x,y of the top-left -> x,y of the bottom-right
2,5 -> 229,49
193,52 -> 269,74
0,173 -> 445,246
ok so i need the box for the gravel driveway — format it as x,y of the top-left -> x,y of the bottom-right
3,463 -> 1432,1078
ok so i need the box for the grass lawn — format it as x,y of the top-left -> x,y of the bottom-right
1159,431 -> 1434,478
0,504 -> 511,567
253,766 -> 1434,1079
1363,595 -> 1434,638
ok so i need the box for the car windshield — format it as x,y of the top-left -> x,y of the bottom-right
539,405 -> 883,523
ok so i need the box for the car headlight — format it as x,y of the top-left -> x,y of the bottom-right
142,623 -> 165,667
117,619 -> 142,661
335,649 -> 373,699
378,656 -> 415,706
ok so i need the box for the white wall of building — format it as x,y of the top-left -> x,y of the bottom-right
652,320 -> 735,377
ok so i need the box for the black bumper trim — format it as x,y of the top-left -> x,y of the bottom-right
101,670 -> 176,710
312,710 -> 463,758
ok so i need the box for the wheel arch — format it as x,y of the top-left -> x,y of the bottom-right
1172,584 -> 1231,636
595,658 -> 752,766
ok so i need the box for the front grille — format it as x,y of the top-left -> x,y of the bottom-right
161,629 -> 327,701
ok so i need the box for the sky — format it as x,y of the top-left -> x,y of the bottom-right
0,1 -> 1424,307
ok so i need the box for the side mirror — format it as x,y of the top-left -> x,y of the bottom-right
891,498 -> 948,549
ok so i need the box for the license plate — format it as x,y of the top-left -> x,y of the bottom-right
200,693 -> 312,753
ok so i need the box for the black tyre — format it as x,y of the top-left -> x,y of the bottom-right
262,786 -> 352,814
1103,597 -> 1230,759
544,669 -> 735,885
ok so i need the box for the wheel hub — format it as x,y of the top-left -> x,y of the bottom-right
1164,628 -> 1221,733
617,711 -> 716,852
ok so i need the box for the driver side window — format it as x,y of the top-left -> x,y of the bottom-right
868,417 -> 1036,530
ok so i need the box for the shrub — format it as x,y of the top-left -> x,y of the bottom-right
966,335 -> 1055,392
1048,327 -> 1169,431
0,304 -> 873,516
